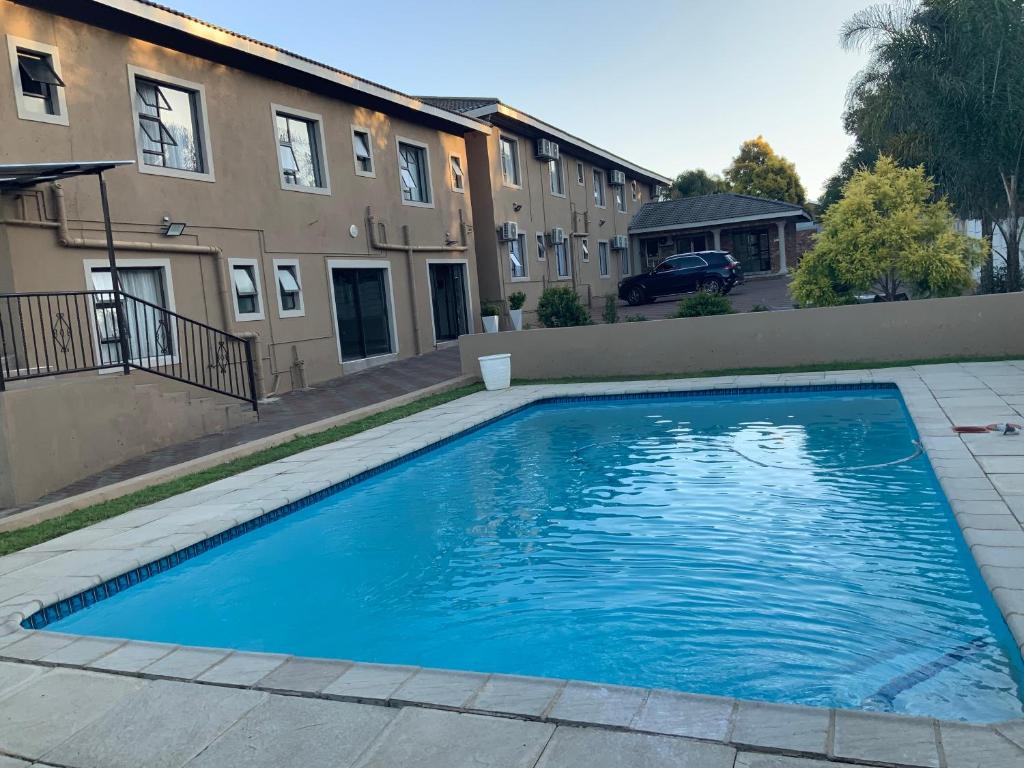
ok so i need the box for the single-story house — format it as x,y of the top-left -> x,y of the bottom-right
629,193 -> 813,276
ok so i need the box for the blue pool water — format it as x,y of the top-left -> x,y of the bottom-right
51,390 -> 1024,721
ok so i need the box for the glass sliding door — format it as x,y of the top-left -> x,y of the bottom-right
429,262 -> 469,342
730,228 -> 772,273
331,267 -> 393,362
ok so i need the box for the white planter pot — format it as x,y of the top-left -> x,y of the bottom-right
479,353 -> 511,391
509,308 -> 523,331
482,315 -> 499,333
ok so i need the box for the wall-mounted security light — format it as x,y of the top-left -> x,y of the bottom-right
163,221 -> 187,237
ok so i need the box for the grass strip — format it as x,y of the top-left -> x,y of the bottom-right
0,383 -> 484,556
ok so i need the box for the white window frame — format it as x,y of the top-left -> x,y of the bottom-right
126,64 -> 215,182
509,229 -> 528,281
620,246 -> 632,276
549,157 -> 566,198
271,104 -> 330,195
555,240 -> 571,280
615,184 -> 627,213
82,258 -> 178,370
7,35 -> 68,126
228,258 -> 265,322
535,232 -> 546,261
273,258 -> 305,319
425,258 -> 473,347
593,168 -> 606,208
499,135 -> 521,188
598,241 -> 610,278
449,153 -> 465,193
325,258 -> 400,370
396,136 -> 434,208
631,179 -> 639,202
576,161 -> 585,186
580,237 -> 590,262
351,125 -> 375,178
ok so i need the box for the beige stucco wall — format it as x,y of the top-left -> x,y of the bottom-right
459,293 -> 1024,380
0,2 -> 481,395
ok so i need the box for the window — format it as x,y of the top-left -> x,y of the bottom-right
615,185 -> 626,213
87,261 -> 174,365
555,240 -> 570,278
229,259 -> 264,321
499,136 -> 520,186
128,66 -> 212,181
274,260 -> 304,318
536,232 -> 546,261
620,247 -> 631,276
549,157 -> 565,196
631,180 -> 639,202
598,241 -> 609,278
351,128 -> 375,176
329,263 -> 396,363
509,232 -> 527,279
730,227 -> 772,273
274,106 -> 328,193
398,139 -> 432,206
593,169 -> 606,207
450,155 -> 465,192
576,161 -> 585,185
580,238 -> 590,262
7,36 -> 67,125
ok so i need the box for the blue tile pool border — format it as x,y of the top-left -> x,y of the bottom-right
22,382 -> 899,630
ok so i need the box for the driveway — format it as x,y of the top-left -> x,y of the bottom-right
611,275 -> 793,321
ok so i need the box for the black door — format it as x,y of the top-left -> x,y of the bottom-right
332,268 -> 393,361
731,228 -> 772,273
429,262 -> 469,342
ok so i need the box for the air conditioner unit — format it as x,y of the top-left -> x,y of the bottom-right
611,235 -> 629,250
535,139 -> 560,161
609,170 -> 626,186
498,221 -> 518,241
550,227 -> 566,245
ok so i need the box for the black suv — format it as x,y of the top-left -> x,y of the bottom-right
618,251 -> 743,305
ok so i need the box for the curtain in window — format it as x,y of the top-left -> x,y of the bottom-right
92,267 -> 171,364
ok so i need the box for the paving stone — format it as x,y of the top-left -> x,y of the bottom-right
535,726 -> 734,768
833,710 -> 939,767
187,694 -> 395,768
142,646 -> 229,679
977,457 -> 1024,474
734,755 -> 836,768
352,707 -> 554,768
956,513 -> 1023,531
469,674 -> 563,717
0,757 -> 30,768
631,690 -> 734,741
255,656 -> 350,693
322,662 -> 419,702
940,723 -> 1024,768
40,636 -> 125,666
730,701 -> 829,754
546,681 -> 648,728
972,546 -> 1024,568
964,529 -> 1024,549
391,668 -> 489,708
996,720 -> 1024,750
45,678 -> 266,768
0,659 -> 44,695
197,651 -> 288,686
0,631 -> 76,661
91,640 -> 176,672
0,668 -> 145,759
981,565 -> 1024,591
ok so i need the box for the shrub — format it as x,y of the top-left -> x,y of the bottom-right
750,304 -> 771,312
508,291 -> 527,311
602,295 -> 619,324
674,293 -> 734,318
624,314 -> 648,322
536,286 -> 592,328
480,301 -> 501,317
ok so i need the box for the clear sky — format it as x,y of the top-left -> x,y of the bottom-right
171,0 -> 872,199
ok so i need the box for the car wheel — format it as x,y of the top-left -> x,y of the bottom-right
700,278 -> 723,295
626,286 -> 646,306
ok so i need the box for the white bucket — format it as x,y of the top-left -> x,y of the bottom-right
509,308 -> 523,331
479,353 -> 512,391
482,315 -> 499,333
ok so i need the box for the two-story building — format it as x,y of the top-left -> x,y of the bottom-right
421,98 -> 671,326
1,0 -> 487,398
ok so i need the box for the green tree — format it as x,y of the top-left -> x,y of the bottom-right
724,136 -> 807,205
841,0 -> 1024,290
791,157 -> 982,306
670,169 -> 728,199
819,140 -> 880,214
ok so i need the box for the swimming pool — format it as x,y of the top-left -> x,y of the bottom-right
46,388 -> 1024,722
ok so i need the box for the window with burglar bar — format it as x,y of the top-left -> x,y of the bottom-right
276,111 -> 324,189
134,76 -> 205,173
399,141 -> 431,204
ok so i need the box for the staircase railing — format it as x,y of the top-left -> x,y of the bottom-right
0,290 -> 258,411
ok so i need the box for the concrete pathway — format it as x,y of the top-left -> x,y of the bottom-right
0,346 -> 463,519
1,362 -> 1024,766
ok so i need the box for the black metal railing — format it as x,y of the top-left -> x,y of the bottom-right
0,290 -> 257,411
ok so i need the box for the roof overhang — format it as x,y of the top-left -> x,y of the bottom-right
629,208 -> 810,236
467,102 -> 670,187
12,0 -> 490,136
0,160 -> 134,192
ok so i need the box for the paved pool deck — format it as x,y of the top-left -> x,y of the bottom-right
0,361 -> 1023,767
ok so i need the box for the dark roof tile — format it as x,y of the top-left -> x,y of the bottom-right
630,193 -> 807,231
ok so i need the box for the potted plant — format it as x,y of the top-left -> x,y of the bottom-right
480,301 -> 500,333
478,353 -> 512,390
508,291 -> 527,331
